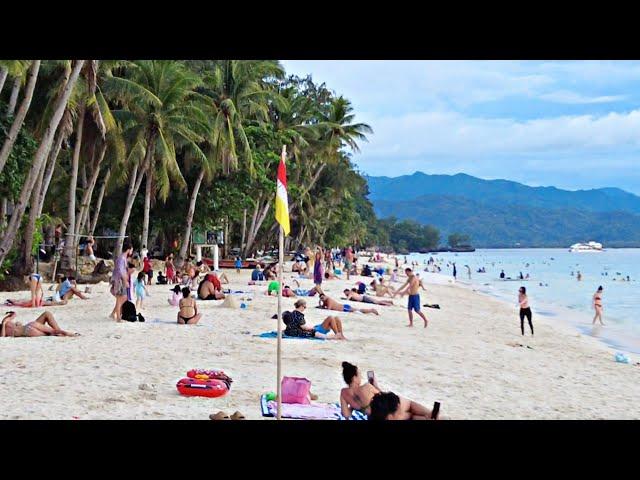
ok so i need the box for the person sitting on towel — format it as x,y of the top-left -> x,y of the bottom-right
283,299 -> 345,340
197,274 -> 225,300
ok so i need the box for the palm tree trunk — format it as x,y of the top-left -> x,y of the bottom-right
0,197 -> 7,235
176,169 -> 205,268
0,61 -> 40,175
241,208 -> 247,253
37,126 -> 65,218
62,104 -> 86,269
0,66 -> 8,96
6,76 -> 20,116
18,160 -> 47,275
244,201 -> 271,258
114,134 -> 156,256
90,168 -> 110,236
76,141 -> 107,236
141,159 -> 153,250
0,60 -> 84,269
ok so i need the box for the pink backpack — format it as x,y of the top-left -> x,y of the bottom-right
281,377 -> 312,404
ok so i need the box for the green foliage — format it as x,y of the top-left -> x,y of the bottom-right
0,108 -> 38,200
448,233 -> 471,248
376,217 -> 440,253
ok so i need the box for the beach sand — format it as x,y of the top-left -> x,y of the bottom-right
1,262 -> 639,420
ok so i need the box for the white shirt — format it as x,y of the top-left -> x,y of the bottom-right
141,248 -> 148,260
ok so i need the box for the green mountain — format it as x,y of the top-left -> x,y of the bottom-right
366,173 -> 640,248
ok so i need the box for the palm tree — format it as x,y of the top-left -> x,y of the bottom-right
106,60 -> 207,255
0,60 -> 40,175
0,60 -> 85,269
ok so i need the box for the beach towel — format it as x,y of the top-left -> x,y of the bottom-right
259,394 -> 367,420
254,331 -> 324,341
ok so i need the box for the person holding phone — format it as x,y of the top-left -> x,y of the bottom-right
340,362 -> 444,419
518,286 -> 534,336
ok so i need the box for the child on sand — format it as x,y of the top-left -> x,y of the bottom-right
168,285 -> 183,306
134,271 -> 150,311
235,256 -> 242,273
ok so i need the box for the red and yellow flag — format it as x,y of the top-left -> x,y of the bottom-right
275,146 -> 290,236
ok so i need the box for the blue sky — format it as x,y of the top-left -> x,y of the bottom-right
281,61 -> 640,194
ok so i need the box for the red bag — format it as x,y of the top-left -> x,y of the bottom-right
281,376 -> 311,404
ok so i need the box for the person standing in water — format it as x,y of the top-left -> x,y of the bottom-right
465,265 -> 471,280
518,286 -> 533,336
577,271 -> 582,281
452,263 -> 457,281
592,286 -> 604,325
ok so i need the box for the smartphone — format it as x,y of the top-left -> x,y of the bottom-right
367,370 -> 375,384
431,401 -> 441,420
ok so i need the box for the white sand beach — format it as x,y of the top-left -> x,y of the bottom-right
1,261 -> 639,420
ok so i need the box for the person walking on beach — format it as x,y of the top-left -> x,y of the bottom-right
344,246 -> 354,280
314,247 -> 324,291
518,286 -> 533,336
86,235 -> 96,262
395,268 -> 429,328
592,286 -> 604,325
110,242 -> 133,321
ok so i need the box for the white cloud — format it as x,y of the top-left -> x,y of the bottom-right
539,90 -> 626,104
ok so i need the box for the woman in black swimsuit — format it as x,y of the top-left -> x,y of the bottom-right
178,287 -> 202,324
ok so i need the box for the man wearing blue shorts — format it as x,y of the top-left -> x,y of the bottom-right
395,268 -> 429,328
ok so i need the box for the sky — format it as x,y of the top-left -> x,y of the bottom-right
281,61 -> 640,195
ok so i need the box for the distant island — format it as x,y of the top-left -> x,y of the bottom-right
366,172 -> 640,248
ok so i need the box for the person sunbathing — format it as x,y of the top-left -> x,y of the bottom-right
324,271 -> 341,281
177,287 -> 202,325
344,289 -> 393,306
319,293 -> 379,315
6,297 -> 68,307
368,391 -> 447,420
1,311 -> 79,337
283,299 -> 345,340
339,361 -> 382,417
197,274 -> 225,300
369,279 -> 396,298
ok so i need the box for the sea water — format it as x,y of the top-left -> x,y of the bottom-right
406,248 -> 640,354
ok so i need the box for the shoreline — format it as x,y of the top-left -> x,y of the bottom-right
1,260 -> 640,419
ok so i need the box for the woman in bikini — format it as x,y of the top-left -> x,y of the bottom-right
1,311 -> 79,337
177,287 -> 202,325
593,285 -> 604,325
29,273 -> 44,307
340,362 -> 444,420
165,253 -> 176,284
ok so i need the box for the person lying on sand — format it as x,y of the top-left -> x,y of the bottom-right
198,275 -> 225,300
283,299 -> 345,340
325,270 -> 341,280
344,289 -> 393,306
369,391 -> 447,420
1,311 -> 79,337
369,279 -> 396,298
5,297 -> 68,307
177,287 -> 202,325
319,293 -> 379,315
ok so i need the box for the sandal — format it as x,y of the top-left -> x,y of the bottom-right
230,411 -> 246,420
309,392 -> 319,401
209,411 -> 231,420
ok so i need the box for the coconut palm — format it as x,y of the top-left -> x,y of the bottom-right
105,60 -> 209,255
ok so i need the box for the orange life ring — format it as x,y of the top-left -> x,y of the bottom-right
176,377 -> 229,398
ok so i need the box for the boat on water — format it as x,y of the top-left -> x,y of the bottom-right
569,241 -> 604,253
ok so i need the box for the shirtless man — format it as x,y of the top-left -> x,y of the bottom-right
86,236 -> 96,261
344,289 -> 393,306
344,246 -> 354,280
394,268 -> 428,327
319,293 -> 379,315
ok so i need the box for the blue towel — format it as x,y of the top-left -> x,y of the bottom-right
254,331 -> 324,341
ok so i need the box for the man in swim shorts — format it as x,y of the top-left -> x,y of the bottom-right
344,289 -> 393,306
395,268 -> 429,328
318,294 -> 379,315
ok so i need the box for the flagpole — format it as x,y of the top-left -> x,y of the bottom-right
276,145 -> 287,421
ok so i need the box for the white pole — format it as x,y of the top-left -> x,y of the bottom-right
277,224 -> 284,420
213,244 -> 219,271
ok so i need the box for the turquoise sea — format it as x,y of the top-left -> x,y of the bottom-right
407,248 -> 640,354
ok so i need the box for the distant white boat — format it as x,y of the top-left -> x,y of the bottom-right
569,241 -> 604,253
